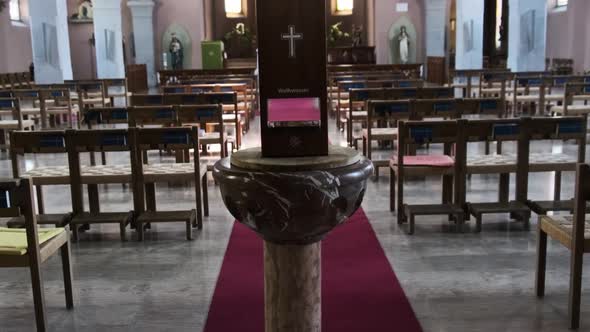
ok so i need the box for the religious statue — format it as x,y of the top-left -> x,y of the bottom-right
398,26 -> 410,64
352,25 -> 363,47
169,33 -> 184,70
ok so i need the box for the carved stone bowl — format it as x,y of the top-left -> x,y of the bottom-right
213,146 -> 373,245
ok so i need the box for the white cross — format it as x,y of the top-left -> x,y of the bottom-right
281,25 -> 303,59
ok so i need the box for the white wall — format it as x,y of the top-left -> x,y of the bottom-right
455,0 -> 484,69
507,0 -> 547,71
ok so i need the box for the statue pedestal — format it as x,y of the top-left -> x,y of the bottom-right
213,146 -> 373,332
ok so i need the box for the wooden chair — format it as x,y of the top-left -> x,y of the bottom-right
130,127 -> 207,241
130,93 -> 165,106
77,81 -> 110,110
511,76 -> 544,116
536,163 -> 590,329
128,105 -> 177,127
103,78 -> 131,106
41,88 -> 77,128
65,129 -> 134,242
176,104 -> 226,157
12,89 -> 44,122
84,107 -> 129,129
0,98 -> 35,151
167,92 -> 243,148
362,100 -> 412,173
390,120 -> 463,234
526,116 -> 587,215
0,178 -> 73,331
10,130 -> 70,216
465,118 -> 531,232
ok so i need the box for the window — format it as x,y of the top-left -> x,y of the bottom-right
9,0 -> 21,21
556,0 -> 568,8
224,0 -> 245,18
332,0 -> 353,16
336,0 -> 353,12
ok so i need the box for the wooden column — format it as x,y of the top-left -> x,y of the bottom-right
264,241 -> 321,332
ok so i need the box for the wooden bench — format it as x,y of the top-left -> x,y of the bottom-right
536,163 -> 590,329
65,129 -> 134,242
0,178 -> 73,332
130,127 -> 208,241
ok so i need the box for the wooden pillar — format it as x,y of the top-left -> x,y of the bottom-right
264,241 -> 321,332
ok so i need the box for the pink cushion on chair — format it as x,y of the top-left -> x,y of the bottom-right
390,155 -> 455,167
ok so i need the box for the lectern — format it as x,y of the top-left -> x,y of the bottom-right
213,1 -> 373,331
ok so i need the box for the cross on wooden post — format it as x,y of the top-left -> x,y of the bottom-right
281,25 -> 303,58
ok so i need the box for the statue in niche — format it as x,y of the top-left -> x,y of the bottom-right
352,25 -> 363,47
169,33 -> 184,70
70,0 -> 93,22
397,26 -> 410,64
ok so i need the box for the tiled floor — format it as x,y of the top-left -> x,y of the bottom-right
1,116 -> 590,331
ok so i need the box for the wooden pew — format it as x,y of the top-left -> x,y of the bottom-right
328,64 -> 423,79
536,163 -> 590,329
158,68 -> 256,86
0,178 -> 73,332
391,119 -> 464,234
65,129 -> 134,242
130,126 -> 207,241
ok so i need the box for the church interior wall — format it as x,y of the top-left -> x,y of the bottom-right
0,0 -> 33,73
374,0 -> 425,65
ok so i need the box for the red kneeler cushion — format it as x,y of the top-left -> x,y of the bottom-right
390,155 -> 455,167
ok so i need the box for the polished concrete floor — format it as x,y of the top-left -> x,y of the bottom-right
1,116 -> 590,332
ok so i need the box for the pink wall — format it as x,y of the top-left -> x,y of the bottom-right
546,0 -> 590,72
0,0 -> 33,73
374,0 -> 425,65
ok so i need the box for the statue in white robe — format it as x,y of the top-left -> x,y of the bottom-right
398,26 -> 410,64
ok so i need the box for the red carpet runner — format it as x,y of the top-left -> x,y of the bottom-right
204,209 -> 423,331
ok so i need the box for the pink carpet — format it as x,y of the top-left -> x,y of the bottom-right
204,209 -> 423,332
